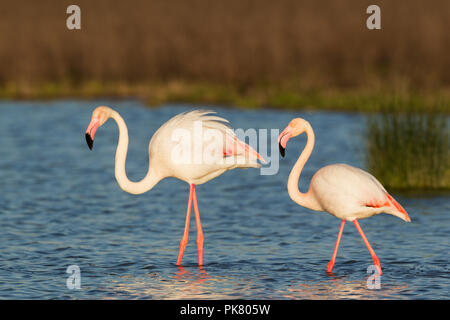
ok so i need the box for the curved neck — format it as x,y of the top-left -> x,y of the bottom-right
287,123 -> 321,211
110,110 -> 161,195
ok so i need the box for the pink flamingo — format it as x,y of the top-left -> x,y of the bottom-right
278,118 -> 410,275
85,106 -> 264,266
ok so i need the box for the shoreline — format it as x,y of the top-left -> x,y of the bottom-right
0,81 -> 449,113
0,84 -> 448,191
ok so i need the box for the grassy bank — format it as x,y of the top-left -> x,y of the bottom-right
1,80 -> 449,113
367,111 -> 449,191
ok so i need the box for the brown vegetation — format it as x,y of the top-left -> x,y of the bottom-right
1,0 -> 450,87
0,0 -> 449,103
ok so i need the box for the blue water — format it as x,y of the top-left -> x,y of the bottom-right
0,100 -> 448,299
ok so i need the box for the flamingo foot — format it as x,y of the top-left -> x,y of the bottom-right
326,259 -> 335,273
176,238 -> 188,266
372,255 -> 382,276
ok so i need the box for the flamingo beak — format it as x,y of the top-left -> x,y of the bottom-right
278,126 -> 292,158
85,118 -> 100,150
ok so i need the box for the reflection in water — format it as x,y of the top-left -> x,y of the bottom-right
106,265 -> 268,299
282,276 -> 408,299
172,266 -> 214,298
104,265 -> 409,300
174,266 -> 211,283
108,266 -> 219,299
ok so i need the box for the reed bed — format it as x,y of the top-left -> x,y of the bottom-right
366,102 -> 449,190
0,0 -> 449,109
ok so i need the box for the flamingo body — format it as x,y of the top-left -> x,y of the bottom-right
310,163 -> 409,222
145,110 -> 261,186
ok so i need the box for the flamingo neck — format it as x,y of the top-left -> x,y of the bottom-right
110,110 -> 161,195
287,123 -> 322,211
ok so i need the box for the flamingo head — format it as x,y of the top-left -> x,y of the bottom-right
278,118 -> 310,157
85,106 -> 112,150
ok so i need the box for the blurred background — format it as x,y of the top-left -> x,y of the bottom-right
0,0 -> 449,109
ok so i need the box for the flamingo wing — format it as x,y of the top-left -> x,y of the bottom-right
223,134 -> 265,162
149,110 -> 265,184
176,110 -> 265,163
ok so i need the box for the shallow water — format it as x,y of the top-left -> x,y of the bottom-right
0,100 -> 448,299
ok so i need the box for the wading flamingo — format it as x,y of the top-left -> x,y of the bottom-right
278,118 -> 410,275
85,106 -> 265,266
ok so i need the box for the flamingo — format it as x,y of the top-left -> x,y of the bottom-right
85,106 -> 265,266
278,118 -> 410,275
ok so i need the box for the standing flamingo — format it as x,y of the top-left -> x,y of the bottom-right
278,118 -> 410,275
85,106 -> 265,266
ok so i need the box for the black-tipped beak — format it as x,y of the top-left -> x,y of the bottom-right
279,143 -> 285,158
85,133 -> 94,150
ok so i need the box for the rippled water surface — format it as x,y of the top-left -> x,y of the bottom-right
0,100 -> 448,299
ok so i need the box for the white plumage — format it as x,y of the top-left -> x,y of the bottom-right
149,110 -> 261,185
310,164 -> 405,221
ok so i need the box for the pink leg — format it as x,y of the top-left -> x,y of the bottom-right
176,184 -> 194,266
192,185 -> 204,266
353,219 -> 382,275
327,220 -> 345,273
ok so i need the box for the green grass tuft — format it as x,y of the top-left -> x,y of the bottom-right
367,105 -> 449,190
